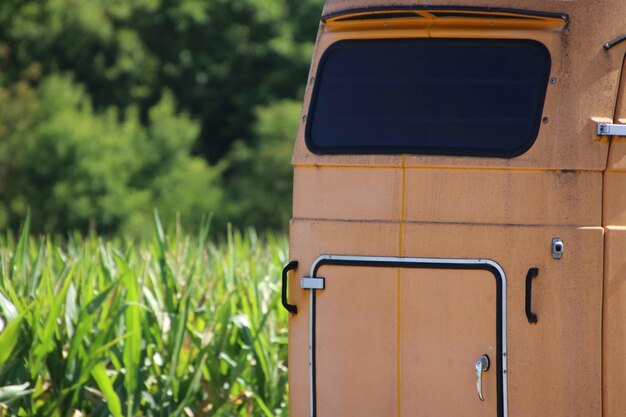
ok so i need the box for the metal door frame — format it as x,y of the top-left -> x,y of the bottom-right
303,254 -> 508,417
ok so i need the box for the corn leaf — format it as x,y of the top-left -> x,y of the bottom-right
0,313 -> 23,365
91,362 -> 123,417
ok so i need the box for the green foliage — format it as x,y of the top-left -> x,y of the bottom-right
0,0 -> 322,161
0,216 -> 290,416
0,0 -> 324,235
0,75 -> 222,236
222,100 -> 301,230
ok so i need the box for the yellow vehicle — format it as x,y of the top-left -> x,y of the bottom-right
281,1 -> 626,416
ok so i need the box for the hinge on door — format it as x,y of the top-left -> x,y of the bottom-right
597,123 -> 626,136
301,277 -> 325,290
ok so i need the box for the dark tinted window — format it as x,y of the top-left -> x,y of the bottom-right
306,38 -> 551,157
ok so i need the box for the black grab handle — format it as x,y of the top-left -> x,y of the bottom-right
282,261 -> 298,314
525,268 -> 539,324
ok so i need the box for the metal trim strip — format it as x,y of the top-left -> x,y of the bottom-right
322,6 -> 568,22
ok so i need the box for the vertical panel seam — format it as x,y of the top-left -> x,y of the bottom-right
602,53 -> 626,417
397,154 -> 406,417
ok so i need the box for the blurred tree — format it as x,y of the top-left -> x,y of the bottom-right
221,99 -> 300,230
0,75 -> 222,235
0,0 -> 322,161
0,0 -> 324,234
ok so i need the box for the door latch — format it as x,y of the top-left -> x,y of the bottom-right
475,354 -> 490,401
597,123 -> 626,136
300,277 -> 325,290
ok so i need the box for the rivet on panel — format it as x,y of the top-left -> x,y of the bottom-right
542,117 -> 549,124
302,114 -> 307,122
550,77 -> 557,85
309,76 -> 315,85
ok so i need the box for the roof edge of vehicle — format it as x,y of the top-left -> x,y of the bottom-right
322,7 -> 568,31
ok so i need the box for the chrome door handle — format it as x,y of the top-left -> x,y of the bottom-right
475,354 -> 490,401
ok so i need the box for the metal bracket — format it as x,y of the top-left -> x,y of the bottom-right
597,123 -> 626,136
301,277 -> 325,290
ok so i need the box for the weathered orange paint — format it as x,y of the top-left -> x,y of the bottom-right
399,268 -> 497,417
401,223 -> 603,417
288,2 -> 626,416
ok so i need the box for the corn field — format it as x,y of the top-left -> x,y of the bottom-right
0,215 -> 290,417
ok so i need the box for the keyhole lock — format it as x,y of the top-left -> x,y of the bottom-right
552,238 -> 564,260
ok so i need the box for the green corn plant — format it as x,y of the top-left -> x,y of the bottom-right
0,214 -> 290,416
